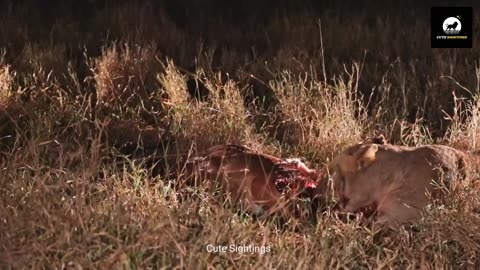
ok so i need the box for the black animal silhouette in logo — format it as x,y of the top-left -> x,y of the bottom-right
446,21 -> 458,31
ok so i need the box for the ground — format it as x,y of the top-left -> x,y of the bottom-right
1,1 -> 480,269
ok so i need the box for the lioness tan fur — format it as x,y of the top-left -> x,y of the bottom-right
329,136 -> 468,225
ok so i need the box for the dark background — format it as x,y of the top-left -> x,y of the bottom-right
0,0 -> 479,135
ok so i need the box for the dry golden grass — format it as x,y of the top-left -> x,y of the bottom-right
93,43 -> 161,110
269,67 -> 367,162
1,1 -> 480,269
0,64 -> 14,106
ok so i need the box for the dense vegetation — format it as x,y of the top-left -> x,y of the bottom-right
1,1 -> 479,268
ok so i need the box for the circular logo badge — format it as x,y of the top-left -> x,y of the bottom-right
443,17 -> 461,35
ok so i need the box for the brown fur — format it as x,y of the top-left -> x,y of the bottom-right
329,139 -> 468,226
185,144 -> 326,217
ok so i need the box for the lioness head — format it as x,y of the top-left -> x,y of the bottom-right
329,142 -> 379,208
330,134 -> 385,176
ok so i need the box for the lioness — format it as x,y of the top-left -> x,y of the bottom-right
329,136 -> 468,225
185,144 -> 325,217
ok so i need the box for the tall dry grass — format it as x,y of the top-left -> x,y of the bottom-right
269,64 -> 368,161
1,1 -> 480,269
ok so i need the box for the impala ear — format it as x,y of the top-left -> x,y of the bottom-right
353,144 -> 378,170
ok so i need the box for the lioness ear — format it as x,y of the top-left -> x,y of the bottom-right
353,144 -> 378,170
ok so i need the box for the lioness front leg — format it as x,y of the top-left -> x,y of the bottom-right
374,198 -> 422,227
